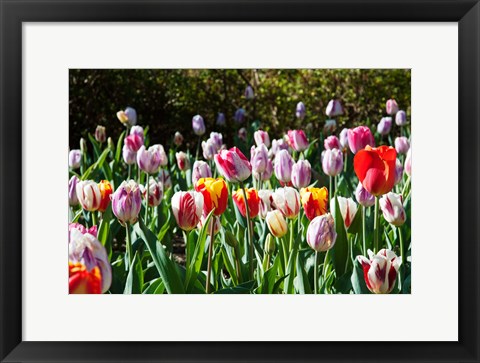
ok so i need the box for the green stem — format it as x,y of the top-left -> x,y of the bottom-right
314,251 -> 318,294
240,182 -> 253,279
323,249 -> 330,281
398,226 -> 405,265
289,219 -> 294,251
374,196 -> 379,253
91,211 -> 97,227
362,206 -> 367,255
128,164 -> 131,180
343,152 -> 348,173
195,135 -> 201,161
234,245 -> 243,283
144,174 -> 150,225
329,176 -> 333,202
125,222 -> 133,268
206,218 -> 215,294
298,209 -> 302,235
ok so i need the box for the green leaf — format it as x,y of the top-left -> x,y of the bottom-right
222,246 -> 238,286
124,252 -> 144,294
81,148 -> 110,180
88,133 -> 101,160
294,253 -> 312,294
115,130 -> 126,163
258,256 -> 279,294
332,196 -> 349,276
284,232 -> 302,294
214,280 -> 255,294
346,206 -> 363,235
134,219 -> 185,294
143,278 -> 165,294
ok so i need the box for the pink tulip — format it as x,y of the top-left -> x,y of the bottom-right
291,159 -> 311,189
124,134 -> 143,153
325,99 -> 344,117
111,180 -> 142,225
322,148 -> 343,177
214,147 -> 251,183
405,148 -> 412,176
253,159 -> 273,181
357,249 -> 401,294
274,149 -> 294,185
386,99 -> 399,115
254,130 -> 270,148
395,136 -> 410,155
192,161 -> 212,186
306,213 -> 337,252
395,110 -> 407,126
355,182 -> 375,207
137,145 -> 163,174
287,130 -> 309,152
324,135 -> 341,150
377,117 -> 392,135
250,144 -> 269,174
122,144 -> 136,165
130,126 -> 144,143
269,138 -> 290,159
347,126 -> 375,154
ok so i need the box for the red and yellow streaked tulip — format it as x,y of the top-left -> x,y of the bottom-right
97,180 -> 113,213
195,177 -> 228,216
233,187 -> 260,219
300,187 -> 329,221
69,262 -> 102,294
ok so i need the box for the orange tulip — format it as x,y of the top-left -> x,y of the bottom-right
354,145 -> 397,196
195,177 -> 228,216
69,262 -> 102,294
97,180 -> 113,213
233,187 -> 260,219
300,187 -> 329,221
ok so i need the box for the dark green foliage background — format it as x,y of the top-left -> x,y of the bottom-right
69,69 -> 411,149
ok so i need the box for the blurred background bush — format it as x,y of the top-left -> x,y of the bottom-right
69,69 -> 410,149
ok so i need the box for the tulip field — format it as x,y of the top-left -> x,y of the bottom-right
68,70 -> 411,294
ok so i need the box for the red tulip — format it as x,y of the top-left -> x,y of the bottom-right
195,177 -> 229,216
233,188 -> 260,219
354,145 -> 396,196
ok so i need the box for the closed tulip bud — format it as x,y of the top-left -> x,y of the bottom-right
197,214 -> 221,235
176,151 -> 190,171
171,191 -> 204,231
395,136 -> 410,155
377,117 -> 392,135
253,159 -> 273,181
380,192 -> 406,226
296,101 -> 306,120
97,180 -> 113,213
274,149 -> 294,185
111,180 -> 142,225
195,177 -> 229,216
173,131 -> 184,146
244,85 -> 254,100
292,159 -> 312,189
266,210 -> 288,238
258,189 -> 275,219
192,161 -> 212,186
324,135 -> 341,150
117,107 -> 137,126
143,177 -> 164,207
210,132 -> 223,151
254,130 -> 270,148
272,187 -> 301,219
69,175 -> 80,206
107,137 -> 115,151
80,138 -> 87,155
216,112 -> 226,126
214,147 -> 251,183
324,119 -> 337,134
354,145 -> 397,196
238,127 -> 247,141
264,233 -> 276,255
69,228 -> 111,293
394,159 -> 404,185
130,126 -> 144,143
287,130 -> 309,152
322,148 -> 344,177
405,148 -> 412,176
124,134 -> 143,153
395,110 -> 407,126
347,126 -> 375,154
69,262 -> 102,294
224,229 -> 238,248
95,125 -> 106,143
386,99 -> 399,115
330,196 -> 358,228
269,138 -> 290,159
339,128 -> 349,151
325,99 -> 344,117
250,144 -> 269,174
137,145 -> 163,174
306,213 -> 337,252
76,180 -> 101,212
355,182 -> 375,207
233,187 -> 260,219
357,249 -> 401,294
192,115 -> 206,136
300,187 -> 329,221
234,108 -> 246,124
122,144 -> 136,165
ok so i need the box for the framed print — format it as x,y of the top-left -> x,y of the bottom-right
1,0 -> 479,362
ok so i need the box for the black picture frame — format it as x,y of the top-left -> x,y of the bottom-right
1,1 -> 479,362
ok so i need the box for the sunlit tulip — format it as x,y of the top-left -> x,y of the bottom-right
117,107 -> 137,126
107,137 -> 114,151
176,151 -> 190,171
197,214 -> 221,235
292,159 -> 311,189
339,128 -> 349,151
68,222 -> 98,238
395,110 -> 407,126
322,148 -> 343,177
300,187 -> 329,221
195,177 -> 228,216
331,196 -> 358,228
130,125 -> 144,143
269,138 -> 290,159
158,144 -> 168,166
250,144 -> 269,174
69,149 -> 82,169
111,180 -> 142,225
324,135 -> 341,150
233,187 -> 260,219
210,132 -> 223,151
158,169 -> 172,189
95,125 -> 106,143
264,233 -> 276,255
192,114 -> 206,136
137,145 -> 163,174
347,126 -> 375,154
355,182 -> 375,207
377,117 -> 392,135
287,130 -> 309,152
405,148 -> 412,176
258,189 -> 275,219
80,138 -> 87,155
171,191 -> 204,231
202,139 -> 216,161
98,180 -> 113,213
245,85 -> 254,100
253,159 -> 273,181
69,228 -> 111,293
69,175 -> 79,206
173,131 -> 184,146
272,187 -> 301,219
216,112 -> 226,126
266,210 -> 288,238
394,159 -> 403,185
380,192 -> 406,226
357,249 -> 401,294
395,136 -> 410,155
273,149 -> 293,185
386,99 -> 399,115
324,119 -> 337,134
69,262 -> 102,294
238,127 -> 247,141
306,213 -> 337,252
192,161 -> 212,186
142,177 -> 164,207
124,134 -> 143,153
325,99 -> 344,117
254,130 -> 270,148
296,101 -> 306,120
122,144 -> 136,165
354,145 -> 397,196
76,180 -> 101,212
234,108 -> 246,124
214,147 -> 251,183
